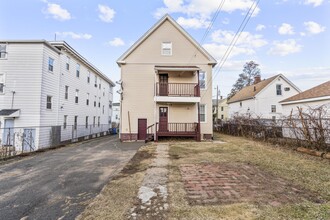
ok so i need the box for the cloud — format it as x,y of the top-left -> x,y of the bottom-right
304,0 -> 324,7
256,24 -> 265,31
203,43 -> 255,60
98,4 -> 115,23
106,38 -> 125,47
55,32 -> 92,40
154,0 -> 260,28
268,39 -> 302,56
278,23 -> 295,35
304,21 -> 326,34
177,17 -> 210,29
43,2 -> 71,21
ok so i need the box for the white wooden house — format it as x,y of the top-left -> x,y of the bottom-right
0,40 -> 115,151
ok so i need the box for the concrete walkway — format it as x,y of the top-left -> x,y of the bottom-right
0,136 -> 144,220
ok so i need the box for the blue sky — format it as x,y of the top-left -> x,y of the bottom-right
1,0 -> 329,102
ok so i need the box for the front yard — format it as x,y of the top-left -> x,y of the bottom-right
79,133 -> 330,220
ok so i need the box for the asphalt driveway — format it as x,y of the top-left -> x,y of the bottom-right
0,135 -> 144,220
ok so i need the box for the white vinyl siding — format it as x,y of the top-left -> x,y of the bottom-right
161,42 -> 172,56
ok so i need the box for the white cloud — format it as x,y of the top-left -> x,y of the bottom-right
268,39 -> 302,56
256,24 -> 265,31
98,4 -> 115,23
304,0 -> 324,7
55,32 -> 92,40
278,23 -> 295,35
211,30 -> 268,48
43,2 -> 71,21
154,0 -> 260,28
304,21 -> 326,34
203,43 -> 255,60
177,17 -> 210,29
107,38 -> 125,47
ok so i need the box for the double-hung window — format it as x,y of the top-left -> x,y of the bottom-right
199,104 -> 206,123
271,105 -> 276,113
276,84 -> 282,95
65,86 -> 69,100
76,63 -> 80,78
199,71 -> 206,89
75,89 -> 79,103
48,57 -> 54,72
46,96 -> 52,109
86,93 -> 89,105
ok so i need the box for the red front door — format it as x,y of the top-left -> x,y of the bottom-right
159,107 -> 168,132
159,74 -> 168,96
138,119 -> 147,140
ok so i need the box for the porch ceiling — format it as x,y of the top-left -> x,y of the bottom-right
154,65 -> 200,72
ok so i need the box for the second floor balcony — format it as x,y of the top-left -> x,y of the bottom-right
156,83 -> 200,97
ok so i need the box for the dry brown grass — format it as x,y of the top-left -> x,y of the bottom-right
77,144 -> 156,220
168,133 -> 330,220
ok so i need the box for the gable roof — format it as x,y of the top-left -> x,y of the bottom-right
116,14 -> 217,66
280,80 -> 330,104
227,74 -> 300,104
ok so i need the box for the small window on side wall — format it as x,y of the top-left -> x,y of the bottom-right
199,71 -> 206,89
0,74 -> 5,93
0,44 -> 7,59
48,57 -> 54,72
161,42 -> 172,56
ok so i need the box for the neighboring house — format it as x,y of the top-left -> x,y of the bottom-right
213,97 -> 229,121
280,80 -> 330,115
0,40 -> 115,150
117,14 -> 217,141
227,74 -> 301,119
111,102 -> 120,126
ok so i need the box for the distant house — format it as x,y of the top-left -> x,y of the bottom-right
117,14 -> 217,141
111,102 -> 120,126
227,74 -> 301,119
0,40 -> 115,151
213,97 -> 229,121
280,81 -> 330,115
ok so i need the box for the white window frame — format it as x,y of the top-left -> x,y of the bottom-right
276,84 -> 282,96
75,89 -> 79,104
199,104 -> 207,123
66,56 -> 70,71
46,95 -> 52,109
199,71 -> 206,90
48,57 -> 54,72
86,93 -> 89,106
76,63 -> 80,78
65,85 -> 69,100
0,44 -> 7,59
161,42 -> 172,56
0,74 -> 5,93
271,105 -> 276,113
64,115 -> 68,129
87,71 -> 90,84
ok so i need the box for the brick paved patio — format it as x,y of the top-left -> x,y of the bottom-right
180,163 -> 322,206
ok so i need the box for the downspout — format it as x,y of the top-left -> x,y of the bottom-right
154,68 -> 157,141
197,70 -> 201,141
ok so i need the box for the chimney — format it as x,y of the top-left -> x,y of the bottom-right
254,75 -> 261,84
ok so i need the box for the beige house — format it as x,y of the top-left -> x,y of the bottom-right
117,14 -> 217,141
213,98 -> 229,121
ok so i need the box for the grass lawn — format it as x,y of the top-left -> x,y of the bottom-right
78,133 -> 330,220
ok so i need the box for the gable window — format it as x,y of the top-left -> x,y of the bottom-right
0,44 -> 7,59
199,104 -> 206,123
65,86 -> 69,100
64,115 -> 67,129
46,96 -> 52,109
0,74 -> 5,93
161,42 -> 172,56
66,56 -> 70,70
87,71 -> 90,83
85,116 -> 89,128
199,71 -> 206,89
74,116 -> 78,130
276,84 -> 282,95
86,93 -> 89,105
271,105 -> 276,113
48,57 -> 54,72
75,89 -> 79,103
76,63 -> 80,78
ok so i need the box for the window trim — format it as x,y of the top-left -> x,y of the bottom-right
46,95 -> 52,109
199,71 -> 207,90
276,84 -> 282,96
161,42 -> 172,56
48,57 -> 54,72
199,104 -> 207,123
271,105 -> 276,113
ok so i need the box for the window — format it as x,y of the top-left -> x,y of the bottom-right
109,101 -> 112,109
161,42 -> 172,55
75,89 -> 79,103
66,56 -> 70,70
102,105 -> 105,114
48,57 -> 54,72
98,97 -> 101,108
99,83 -> 101,89
276,84 -> 282,95
221,106 -> 224,111
240,102 -> 242,107
76,63 -> 80,77
0,74 -> 4,93
65,86 -> 69,100
272,116 -> 276,121
199,104 -> 206,123
98,116 -> 100,127
64,115 -> 67,129
46,96 -> 52,109
94,96 -> 97,107
271,105 -> 276,113
94,76 -> 98,87
85,116 -> 88,128
199,71 -> 206,89
87,71 -> 90,83
74,116 -> 78,130
0,44 -> 7,59
221,115 -> 224,119
86,93 -> 89,105
115,115 -> 118,120
93,116 -> 96,127
284,87 -> 290,91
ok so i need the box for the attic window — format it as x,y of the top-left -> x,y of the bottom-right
284,87 -> 290,91
161,42 -> 172,56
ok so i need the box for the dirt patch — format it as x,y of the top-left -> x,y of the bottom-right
180,163 -> 324,206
